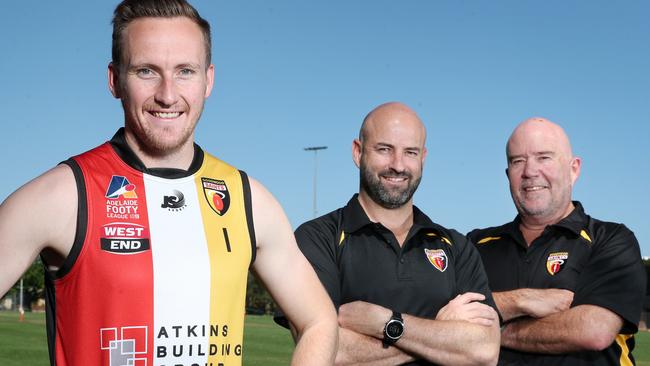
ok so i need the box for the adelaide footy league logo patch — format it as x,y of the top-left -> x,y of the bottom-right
425,248 -> 448,272
105,175 -> 137,199
546,252 -> 569,275
202,178 -> 230,216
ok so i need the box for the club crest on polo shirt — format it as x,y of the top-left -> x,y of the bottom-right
546,252 -> 569,275
201,177 -> 230,216
425,248 -> 448,272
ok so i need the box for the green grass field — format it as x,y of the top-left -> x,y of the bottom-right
0,311 -> 293,365
1,311 -> 649,365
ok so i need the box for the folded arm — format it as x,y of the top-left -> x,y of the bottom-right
493,288 -> 574,322
338,293 -> 500,366
501,304 -> 623,353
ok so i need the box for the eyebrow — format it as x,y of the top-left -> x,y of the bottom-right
374,142 -> 422,152
176,63 -> 201,69
508,151 -> 556,161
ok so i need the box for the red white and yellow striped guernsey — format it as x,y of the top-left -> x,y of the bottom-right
44,129 -> 255,366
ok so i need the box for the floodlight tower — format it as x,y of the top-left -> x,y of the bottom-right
304,146 -> 328,218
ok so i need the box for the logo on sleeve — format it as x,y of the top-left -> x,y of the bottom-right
201,178 -> 230,216
546,252 -> 569,275
425,248 -> 448,272
101,223 -> 150,254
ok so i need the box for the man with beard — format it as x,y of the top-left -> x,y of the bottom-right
0,1 -> 337,365
468,118 -> 645,365
276,102 -> 500,365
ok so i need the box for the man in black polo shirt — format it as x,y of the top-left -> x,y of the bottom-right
468,117 -> 646,365
278,102 -> 500,365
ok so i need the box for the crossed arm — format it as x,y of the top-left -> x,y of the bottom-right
334,293 -> 500,366
495,289 -> 623,353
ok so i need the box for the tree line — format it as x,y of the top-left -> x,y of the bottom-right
6,258 -> 650,313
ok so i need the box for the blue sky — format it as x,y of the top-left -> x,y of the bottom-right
1,1 -> 648,255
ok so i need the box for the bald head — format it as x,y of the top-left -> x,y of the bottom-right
353,102 -> 427,210
505,117 -> 581,225
359,102 -> 426,145
507,117 -> 573,161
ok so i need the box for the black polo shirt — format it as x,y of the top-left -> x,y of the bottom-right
281,194 -> 495,366
468,201 -> 646,366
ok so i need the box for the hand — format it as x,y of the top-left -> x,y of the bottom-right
436,292 -> 498,327
520,289 -> 574,318
338,301 -> 391,338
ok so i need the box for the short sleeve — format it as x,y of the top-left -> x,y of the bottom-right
452,231 -> 498,311
273,218 -> 341,329
294,221 -> 342,307
572,224 -> 646,333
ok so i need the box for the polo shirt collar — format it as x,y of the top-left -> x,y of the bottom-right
549,201 -> 589,235
341,194 -> 442,234
500,201 -> 589,239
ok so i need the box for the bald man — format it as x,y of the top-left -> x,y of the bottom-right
277,102 -> 500,365
468,118 -> 646,365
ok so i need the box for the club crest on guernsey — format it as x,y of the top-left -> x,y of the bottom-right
425,248 -> 448,272
202,177 -> 230,216
546,252 -> 569,275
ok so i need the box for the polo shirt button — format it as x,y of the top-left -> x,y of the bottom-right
400,258 -> 405,264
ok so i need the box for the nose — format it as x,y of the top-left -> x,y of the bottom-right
389,151 -> 406,173
154,76 -> 178,107
522,159 -> 539,178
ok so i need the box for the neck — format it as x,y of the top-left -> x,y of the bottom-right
519,202 -> 575,246
357,192 -> 413,246
124,131 -> 195,170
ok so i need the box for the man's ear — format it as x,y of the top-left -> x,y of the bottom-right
108,62 -> 121,99
570,157 -> 582,185
352,139 -> 362,168
204,64 -> 215,98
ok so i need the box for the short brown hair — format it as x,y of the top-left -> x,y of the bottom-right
111,0 -> 212,69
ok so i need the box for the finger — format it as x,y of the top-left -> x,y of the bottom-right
453,292 -> 486,304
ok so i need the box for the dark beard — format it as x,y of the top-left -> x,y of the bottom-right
360,162 -> 421,209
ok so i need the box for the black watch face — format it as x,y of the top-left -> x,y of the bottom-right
386,320 -> 404,339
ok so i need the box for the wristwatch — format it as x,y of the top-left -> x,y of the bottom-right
382,311 -> 404,348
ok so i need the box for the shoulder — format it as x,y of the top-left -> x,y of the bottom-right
588,216 -> 640,253
294,208 -> 345,249
435,226 -> 468,247
202,151 -> 239,172
420,215 -> 473,253
1,164 -> 77,255
14,164 -> 77,204
467,223 -> 511,244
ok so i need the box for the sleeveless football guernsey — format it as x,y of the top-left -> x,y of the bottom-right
44,129 -> 255,366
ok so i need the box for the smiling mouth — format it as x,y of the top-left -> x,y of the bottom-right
523,186 -> 547,192
150,111 -> 183,119
381,175 -> 408,183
